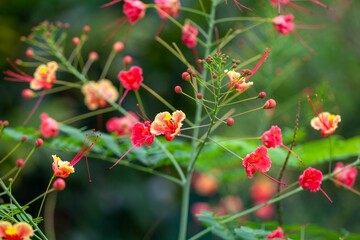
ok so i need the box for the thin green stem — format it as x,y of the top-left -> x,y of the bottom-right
0,141 -> 23,166
60,107 -> 115,125
99,50 -> 117,80
9,146 -> 36,187
24,189 -> 55,206
0,179 -> 48,240
37,175 -> 55,219
214,17 -> 269,24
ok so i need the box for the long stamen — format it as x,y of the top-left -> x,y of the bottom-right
319,188 -> 333,203
23,90 -> 46,125
109,145 -> 136,169
280,144 -> 304,165
70,132 -> 99,166
259,171 -> 287,186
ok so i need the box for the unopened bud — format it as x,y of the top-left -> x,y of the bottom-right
35,138 -> 44,147
15,59 -> 22,65
89,51 -> 99,61
72,37 -> 80,45
25,48 -> 34,58
22,89 -> 35,99
212,74 -> 218,79
174,86 -> 182,93
16,159 -> 25,168
205,57 -> 211,62
263,99 -> 276,109
123,55 -> 132,66
45,31 -> 51,38
113,41 -> 124,52
83,25 -> 91,32
226,117 -> 235,126
21,135 -> 28,142
196,93 -> 203,99
258,91 -> 266,98
2,120 -> 9,126
53,178 -> 66,191
182,72 -> 190,81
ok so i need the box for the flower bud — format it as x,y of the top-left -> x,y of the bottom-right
88,51 -> 99,61
182,72 -> 190,81
212,74 -> 218,79
25,48 -> 34,58
196,93 -> 203,99
226,117 -> 235,126
174,86 -> 182,93
263,99 -> 276,109
16,159 -> 25,168
21,135 -> 28,142
113,41 -> 124,52
258,91 -> 266,98
22,89 -> 35,99
35,138 -> 44,147
53,178 -> 66,191
123,55 -> 132,66
72,37 -> 80,45
83,25 -> 91,32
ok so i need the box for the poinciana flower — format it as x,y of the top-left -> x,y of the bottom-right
266,226 -> 285,240
39,112 -> 59,138
273,14 -> 295,35
150,110 -> 186,141
123,0 -> 146,24
333,162 -> 358,188
299,167 -> 332,202
52,132 -> 99,178
110,121 -> 155,168
310,112 -> 341,137
261,125 -> 303,164
250,176 -> 276,202
227,69 -> 254,92
182,22 -> 198,48
255,203 -> 274,220
81,79 -> 119,110
242,146 -> 272,179
118,65 -> 144,104
155,0 -> 181,19
31,61 -> 58,90
0,221 -> 34,240
106,112 -> 139,136
192,172 -> 219,196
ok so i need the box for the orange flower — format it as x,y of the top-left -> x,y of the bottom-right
0,221 -> 34,240
310,112 -> 341,137
150,110 -> 185,141
52,154 -> 75,178
31,61 -> 58,90
81,79 -> 119,110
227,70 -> 253,93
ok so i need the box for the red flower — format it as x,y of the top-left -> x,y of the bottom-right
123,0 -> 146,24
0,221 -> 34,240
266,226 -> 285,240
192,172 -> 219,196
155,0 -> 181,19
261,125 -> 283,148
250,177 -> 276,202
333,162 -> 358,188
273,14 -> 295,35
299,167 -> 332,202
31,61 -> 58,90
182,22 -> 198,48
242,146 -> 271,179
310,112 -> 341,137
39,113 -> 59,138
106,112 -> 139,137
131,121 -> 155,147
81,79 -> 119,110
118,66 -> 144,91
150,110 -> 186,141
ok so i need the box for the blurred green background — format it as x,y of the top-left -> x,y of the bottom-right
1,0 -> 360,239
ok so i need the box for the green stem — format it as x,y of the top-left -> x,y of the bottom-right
37,175 -> 55,219
178,1 -> 218,239
60,107 -> 115,125
24,189 -> 55,206
99,50 -> 117,80
9,146 -> 36,187
0,141 -> 23,166
0,179 -> 48,240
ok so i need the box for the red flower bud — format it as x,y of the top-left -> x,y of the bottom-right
25,48 -> 34,58
83,25 -> 91,32
35,138 -> 44,147
88,51 -> 99,61
182,72 -> 190,81
53,178 -> 66,191
174,86 -> 182,93
72,37 -> 80,45
263,99 -> 276,109
16,159 -> 25,168
196,93 -> 203,99
113,41 -> 125,52
226,117 -> 235,126
258,91 -> 266,98
123,55 -> 133,66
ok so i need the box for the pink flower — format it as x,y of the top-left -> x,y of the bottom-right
150,110 -> 186,141
0,221 -> 34,240
155,0 -> 181,18
123,0 -> 146,24
333,162 -> 358,188
267,226 -> 285,240
131,121 -> 155,147
273,14 -> 295,35
310,112 -> 341,137
106,112 -> 139,136
182,22 -> 198,48
299,167 -> 332,202
31,61 -> 58,90
261,125 -> 283,148
39,113 -> 59,138
299,167 -> 323,192
220,195 -> 243,214
242,146 -> 271,179
81,79 -> 119,110
118,66 -> 144,91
